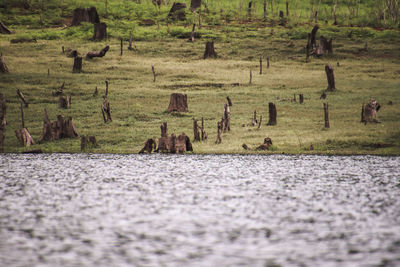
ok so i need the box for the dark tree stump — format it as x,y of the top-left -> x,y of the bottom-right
59,95 -> 71,109
193,119 -> 200,141
161,122 -> 168,137
258,115 -> 262,129
259,57 -> 262,74
223,103 -> 230,132
73,56 -> 82,73
252,110 -> 258,126
325,64 -> 336,91
215,120 -> 222,144
86,46 -> 110,59
0,21 -> 11,34
71,7 -> 100,26
66,49 -> 78,58
16,89 -> 28,107
156,122 -> 192,153
201,117 -> 207,140
101,97 -> 112,123
190,0 -> 202,10
299,94 -> 304,104
139,138 -> 156,153
362,99 -> 380,124
226,96 -> 232,106
0,93 -> 6,127
39,109 -> 79,142
256,137 -> 272,150
203,41 -> 217,59
267,102 -> 277,126
168,3 -> 187,21
93,23 -> 107,41
81,136 -> 98,151
152,65 -> 157,82
0,56 -> 9,73
167,93 -> 188,112
310,25 -> 319,48
314,36 -> 333,56
361,104 -> 366,123
324,103 -> 330,128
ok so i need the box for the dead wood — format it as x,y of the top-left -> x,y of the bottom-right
252,110 -> 258,126
0,21 -> 11,34
139,138 -> 156,153
223,103 -> 230,132
66,49 -> 78,58
256,137 -> 272,150
324,103 -> 330,128
299,94 -> 304,104
201,117 -> 207,140
15,103 -> 34,147
242,144 -> 249,150
152,65 -> 157,82
362,99 -> 380,124
73,56 -> 82,73
167,93 -> 188,112
325,64 -> 336,91
59,95 -> 71,109
267,102 -> 277,126
189,23 -> 196,42
16,89 -> 28,107
71,7 -> 100,26
39,109 -> 79,142
93,23 -> 107,41
193,119 -> 201,141
226,96 -> 233,106
320,91 -> 326,99
203,41 -> 217,59
258,115 -> 262,129
81,135 -> 98,151
0,55 -> 9,73
215,120 -> 223,144
101,97 -> 112,123
93,86 -> 98,97
310,25 -> 319,48
168,3 -> 187,21
156,122 -> 192,153
86,46 -> 110,59
313,36 -> 333,56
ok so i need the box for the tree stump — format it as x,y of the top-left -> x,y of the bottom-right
15,103 -> 34,147
227,96 -> 233,107
66,49 -> 78,58
314,36 -> 333,56
223,104 -> 230,132
252,110 -> 258,126
59,95 -> 71,109
215,120 -> 222,144
161,122 -> 168,137
193,119 -> 201,141
139,138 -> 156,153
93,86 -> 98,97
156,122 -> 192,153
39,109 -> 79,142
189,23 -> 196,42
53,82 -> 65,96
71,7 -> 100,26
101,97 -> 112,123
73,56 -> 82,73
203,41 -> 217,59
256,137 -> 272,150
310,25 -> 319,48
168,2 -> 187,21
299,94 -> 304,104
93,23 -> 107,41
258,115 -> 262,129
324,103 -> 330,128
201,117 -> 207,140
259,57 -> 263,74
86,46 -> 110,59
362,99 -> 380,124
167,93 -> 188,112
0,21 -> 11,34
152,65 -> 157,82
81,135 -> 98,151
16,89 -> 28,107
267,102 -> 277,126
0,55 -> 9,73
325,64 -> 336,91
0,93 -> 6,127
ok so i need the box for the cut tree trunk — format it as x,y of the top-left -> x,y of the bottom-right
156,122 -> 192,153
101,98 -> 112,123
93,23 -> 107,41
0,56 -> 9,73
15,103 -> 34,147
0,93 -> 6,127
325,64 -> 336,91
259,57 -> 263,74
310,25 -> 319,48
299,94 -> 304,104
71,7 -> 100,26
267,102 -> 277,126
73,56 -> 82,73
226,96 -> 232,106
59,95 -> 71,109
0,21 -> 11,34
314,36 -> 333,56
203,41 -> 217,59
190,23 -> 196,42
17,89 -> 28,107
201,117 -> 207,140
324,103 -> 330,128
223,103 -> 230,132
193,119 -> 200,141
161,122 -> 168,137
39,109 -> 79,142
252,110 -> 258,126
362,99 -> 380,124
81,136 -> 98,151
216,120 -> 222,144
258,115 -> 262,129
152,65 -> 157,82
86,46 -> 110,59
167,93 -> 188,112
139,138 -> 156,153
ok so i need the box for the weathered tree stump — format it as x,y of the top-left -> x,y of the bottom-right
299,94 -> 304,104
324,103 -> 330,128
252,110 -> 258,126
71,7 -> 100,26
101,97 -> 112,123
223,103 -> 230,132
203,41 -> 217,59
267,57 -> 270,68
267,102 -> 277,126
0,21 -> 11,34
0,93 -> 6,127
259,57 -> 263,74
39,109 -> 79,142
152,65 -> 157,82
226,96 -> 232,107
167,93 -> 188,112
193,119 -> 200,141
104,80 -> 109,97
362,99 -> 380,124
139,138 -> 157,153
310,25 -> 319,48
59,95 -> 71,109
81,135 -> 98,151
161,122 -> 168,137
215,120 -> 222,144
189,23 -> 196,42
168,2 -> 187,21
86,46 -> 110,59
66,49 -> 78,58
93,23 -> 107,41
258,115 -> 262,129
73,56 -> 82,73
16,89 -> 28,107
293,94 -> 297,102
128,31 -> 134,50
314,36 -> 333,56
201,117 -> 207,140
157,122 -> 192,153
15,104 -> 34,147
256,137 -> 272,150
325,64 -> 336,91
0,55 -> 9,73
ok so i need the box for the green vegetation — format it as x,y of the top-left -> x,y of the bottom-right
0,0 -> 399,154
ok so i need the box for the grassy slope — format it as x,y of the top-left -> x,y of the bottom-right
0,5 -> 399,155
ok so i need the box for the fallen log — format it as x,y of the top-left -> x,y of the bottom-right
86,46 -> 110,59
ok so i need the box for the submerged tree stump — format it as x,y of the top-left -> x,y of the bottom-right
168,2 -> 187,21
16,89 -> 28,107
71,7 -> 100,26
73,56 -> 82,73
324,103 -> 330,128
139,138 -> 156,153
203,41 -> 217,59
81,135 -> 98,151
86,46 -> 110,59
0,55 -> 9,73
325,64 -> 336,91
59,95 -> 71,109
93,23 -> 107,41
39,109 -> 79,142
0,21 -> 11,34
167,93 -> 188,112
267,102 -> 277,126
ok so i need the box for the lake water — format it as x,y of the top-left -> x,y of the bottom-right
0,154 -> 399,267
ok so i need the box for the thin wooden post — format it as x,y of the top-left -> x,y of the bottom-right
193,119 -> 200,141
259,57 -> 262,74
47,68 -> 50,76
120,38 -> 123,56
249,69 -> 252,84
324,103 -> 330,128
62,46 -> 65,53
252,110 -> 258,126
105,80 -> 109,96
267,57 -> 270,68
16,89 -> 29,107
325,64 -> 336,91
152,65 -> 156,82
223,104 -> 230,132
258,115 -> 262,129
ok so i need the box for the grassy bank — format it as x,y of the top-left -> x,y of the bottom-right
1,21 -> 400,154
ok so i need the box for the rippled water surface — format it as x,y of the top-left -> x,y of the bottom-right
1,154 -> 400,267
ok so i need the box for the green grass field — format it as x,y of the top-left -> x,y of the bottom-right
0,1 -> 399,154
